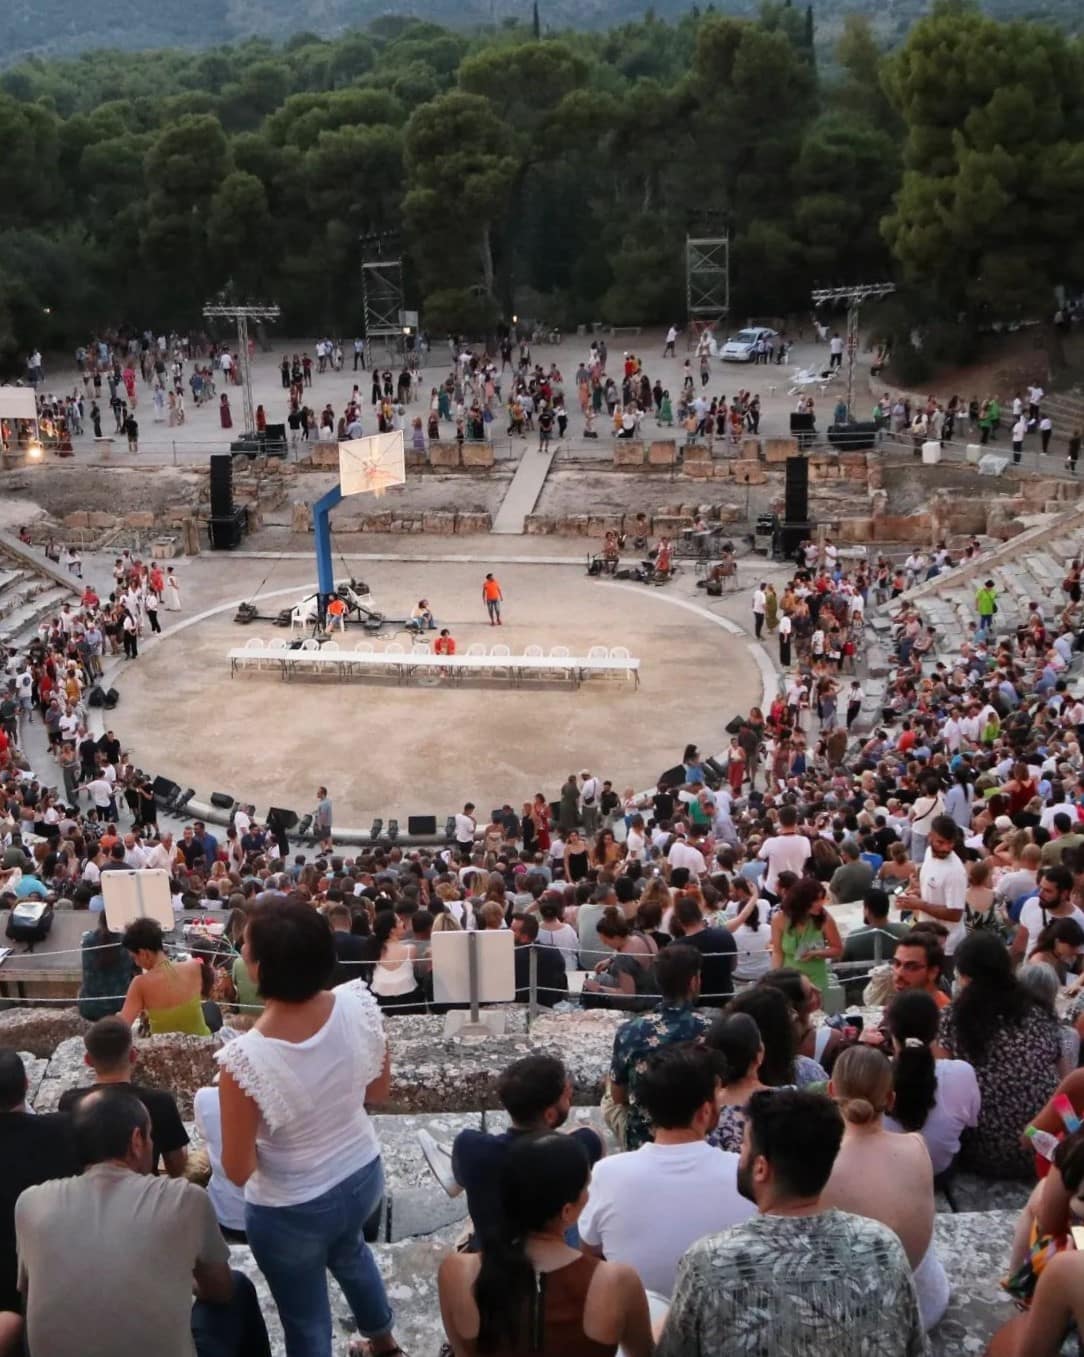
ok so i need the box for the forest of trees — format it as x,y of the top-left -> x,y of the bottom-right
0,4 -> 1081,377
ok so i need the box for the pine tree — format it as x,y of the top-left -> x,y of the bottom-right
804,3 -> 815,51
532,0 -> 541,39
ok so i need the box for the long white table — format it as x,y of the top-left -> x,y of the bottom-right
228,646 -> 640,689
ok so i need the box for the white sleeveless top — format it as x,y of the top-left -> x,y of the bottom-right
215,982 -> 385,1207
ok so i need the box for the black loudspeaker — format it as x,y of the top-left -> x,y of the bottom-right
210,453 -> 233,517
153,775 -> 180,803
87,684 -> 105,708
659,764 -> 686,789
268,807 -> 299,831
263,423 -> 287,451
827,421 -> 878,451
210,792 -> 235,810
549,801 -> 561,822
208,511 -> 246,550
103,688 -> 120,709
408,815 -> 437,836
789,411 -> 815,450
775,521 -> 813,561
784,456 -> 809,523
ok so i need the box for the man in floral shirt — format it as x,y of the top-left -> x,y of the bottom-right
609,946 -> 709,1149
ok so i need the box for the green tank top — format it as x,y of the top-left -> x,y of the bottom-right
780,919 -> 829,992
146,959 -> 212,1037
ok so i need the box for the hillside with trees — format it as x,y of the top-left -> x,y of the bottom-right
0,6 -> 1081,380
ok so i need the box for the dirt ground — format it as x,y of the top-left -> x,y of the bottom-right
0,465 -> 202,521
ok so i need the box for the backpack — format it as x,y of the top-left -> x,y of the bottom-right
6,901 -> 54,946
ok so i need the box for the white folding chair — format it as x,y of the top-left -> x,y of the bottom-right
585,644 -> 609,679
383,641 -> 404,655
486,642 -> 511,678
466,642 -> 487,657
524,644 -> 544,658
609,644 -> 632,681
548,644 -> 572,681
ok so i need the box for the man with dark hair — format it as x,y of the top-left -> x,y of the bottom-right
891,930 -> 949,1008
16,1090 -> 270,1357
671,896 -> 736,1006
829,840 -> 874,905
326,901 -> 368,987
1012,863 -> 1084,962
580,1045 -> 753,1296
58,1016 -> 188,1176
0,1052 -> 78,1330
896,812 -> 967,972
511,913 -> 568,1007
609,945 -> 709,1149
658,1089 -> 925,1357
447,1055 -> 603,1247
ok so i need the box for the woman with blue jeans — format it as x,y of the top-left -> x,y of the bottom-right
217,899 -> 404,1357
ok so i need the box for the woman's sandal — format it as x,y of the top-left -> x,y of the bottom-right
347,1342 -> 410,1357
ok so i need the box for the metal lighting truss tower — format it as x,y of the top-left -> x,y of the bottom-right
202,301 -> 281,434
686,235 -> 730,352
810,282 -> 896,419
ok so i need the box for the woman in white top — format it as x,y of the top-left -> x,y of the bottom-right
909,778 -> 945,865
365,910 -> 423,1014
536,896 -> 580,973
882,988 -> 981,1177
822,1045 -> 950,1332
218,899 -> 403,1357
726,882 -> 772,980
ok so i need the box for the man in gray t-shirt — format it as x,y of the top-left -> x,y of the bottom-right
16,1089 -> 268,1357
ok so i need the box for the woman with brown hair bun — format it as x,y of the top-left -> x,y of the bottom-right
821,1045 -> 948,1331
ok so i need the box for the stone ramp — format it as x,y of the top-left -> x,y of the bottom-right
490,441 -> 557,533
0,529 -> 81,648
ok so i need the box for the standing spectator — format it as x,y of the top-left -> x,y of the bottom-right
218,900 -> 404,1357
752,581 -> 767,639
482,572 -> 503,625
313,785 -> 332,853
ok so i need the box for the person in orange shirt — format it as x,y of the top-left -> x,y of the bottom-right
325,595 -> 347,631
482,573 -> 503,626
434,629 -> 456,656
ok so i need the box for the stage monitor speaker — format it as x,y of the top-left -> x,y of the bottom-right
784,456 -> 809,523
103,688 -> 120,709
549,801 -> 561,823
827,421 -> 878,452
87,684 -> 105,708
210,453 -> 233,518
408,815 -> 438,836
267,807 -> 299,831
152,776 -> 180,803
209,791 -> 235,810
659,764 -> 686,789
208,512 -> 245,550
774,520 -> 814,561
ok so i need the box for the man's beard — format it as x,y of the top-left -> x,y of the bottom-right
736,1158 -> 756,1205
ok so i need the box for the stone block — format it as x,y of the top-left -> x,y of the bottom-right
836,517 -> 875,543
646,441 -> 676,466
712,462 -> 734,479
838,452 -> 869,478
763,437 -> 798,464
588,516 -> 624,537
123,510 -> 155,530
291,502 -> 312,533
405,448 -> 427,470
807,456 -> 836,482
461,441 -> 494,469
682,443 -> 711,463
455,512 -> 492,534
63,511 -> 89,529
524,515 -> 555,534
428,442 -> 461,469
717,503 -> 744,523
308,444 -> 339,470
741,437 -> 762,461
731,460 -> 766,485
421,512 -> 456,535
88,511 -> 118,529
0,1010 -> 88,1059
867,458 -> 884,491
653,514 -> 693,536
613,441 -> 646,467
559,515 -> 591,536
683,462 -> 713,478
873,514 -> 934,543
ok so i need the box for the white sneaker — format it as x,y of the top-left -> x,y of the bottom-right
417,1129 -> 462,1197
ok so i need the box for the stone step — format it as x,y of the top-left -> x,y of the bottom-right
0,568 -> 26,601
0,585 -> 72,647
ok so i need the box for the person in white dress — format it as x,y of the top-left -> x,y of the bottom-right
163,566 -> 182,611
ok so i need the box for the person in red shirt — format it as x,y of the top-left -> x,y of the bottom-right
897,721 -> 916,755
434,629 -> 456,656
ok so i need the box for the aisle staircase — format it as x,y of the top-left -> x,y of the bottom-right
0,531 -> 80,649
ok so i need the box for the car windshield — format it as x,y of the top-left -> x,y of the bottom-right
730,331 -> 758,344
